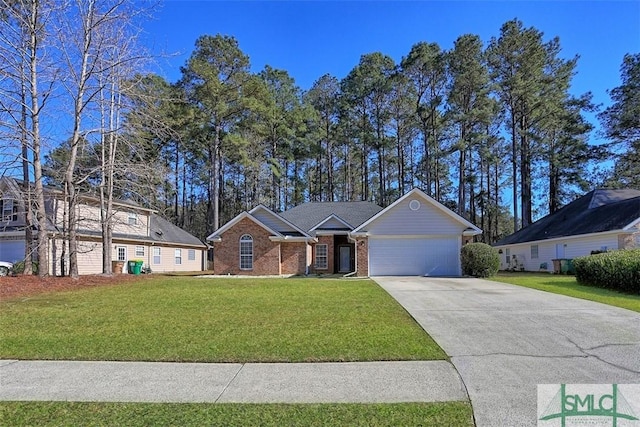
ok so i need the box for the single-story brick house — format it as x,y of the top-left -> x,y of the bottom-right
493,188 -> 640,272
207,188 -> 482,276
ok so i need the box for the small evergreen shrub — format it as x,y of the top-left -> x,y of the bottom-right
573,249 -> 640,294
461,242 -> 500,278
11,261 -> 38,275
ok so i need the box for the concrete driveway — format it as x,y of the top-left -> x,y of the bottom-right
373,277 -> 640,427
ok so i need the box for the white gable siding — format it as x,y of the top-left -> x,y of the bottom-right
251,209 -> 298,234
496,233 -> 622,272
363,197 -> 464,236
315,216 -> 350,230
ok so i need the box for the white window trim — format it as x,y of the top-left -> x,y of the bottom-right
531,244 -> 539,259
315,244 -> 328,270
153,247 -> 161,264
135,246 -> 145,257
188,249 -> 196,261
116,246 -> 127,262
128,213 -> 138,226
240,234 -> 253,270
175,248 -> 182,265
1,198 -> 15,222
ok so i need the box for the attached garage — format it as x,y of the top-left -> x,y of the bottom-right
368,236 -> 460,276
352,189 -> 482,277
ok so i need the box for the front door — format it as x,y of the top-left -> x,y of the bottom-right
338,245 -> 352,273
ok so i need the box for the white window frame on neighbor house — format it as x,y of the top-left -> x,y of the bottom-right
153,247 -> 161,264
175,249 -> 182,265
128,212 -> 138,226
188,249 -> 195,261
315,244 -> 328,269
239,234 -> 253,270
116,246 -> 127,262
135,246 -> 144,257
1,198 -> 16,222
530,244 -> 539,259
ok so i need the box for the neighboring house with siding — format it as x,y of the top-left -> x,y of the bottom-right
493,189 -> 640,272
207,188 -> 482,276
0,177 -> 206,275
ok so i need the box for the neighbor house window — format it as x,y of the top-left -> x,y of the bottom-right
239,234 -> 253,270
175,249 -> 182,265
530,245 -> 539,259
135,246 -> 144,257
153,247 -> 161,264
1,198 -> 17,222
128,213 -> 138,225
117,246 -> 126,261
505,248 -> 510,264
188,249 -> 196,261
315,244 -> 328,269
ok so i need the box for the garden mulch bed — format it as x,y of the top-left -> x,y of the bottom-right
0,274 -> 151,300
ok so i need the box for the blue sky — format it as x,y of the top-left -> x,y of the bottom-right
144,0 -> 640,113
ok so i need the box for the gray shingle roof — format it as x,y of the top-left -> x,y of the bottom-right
494,189 -> 640,246
279,201 -> 383,233
149,214 -> 206,247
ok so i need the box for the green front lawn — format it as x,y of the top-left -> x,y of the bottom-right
0,276 -> 445,362
492,272 -> 640,312
0,402 -> 474,427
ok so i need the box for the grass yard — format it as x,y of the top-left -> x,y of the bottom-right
493,272 -> 640,312
0,401 -> 474,427
0,276 -> 445,362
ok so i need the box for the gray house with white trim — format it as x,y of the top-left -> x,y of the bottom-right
493,189 -> 640,272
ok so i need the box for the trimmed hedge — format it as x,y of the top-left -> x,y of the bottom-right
461,242 -> 500,278
573,249 -> 640,294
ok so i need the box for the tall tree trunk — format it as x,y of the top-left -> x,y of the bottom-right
326,120 -> 334,201
20,73 -> 34,275
396,128 -> 405,195
520,115 -> 532,228
548,130 -> 560,214
457,126 -> 466,216
29,0 -> 48,277
211,124 -> 220,230
510,109 -> 519,233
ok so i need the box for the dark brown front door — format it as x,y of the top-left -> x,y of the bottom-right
338,245 -> 352,273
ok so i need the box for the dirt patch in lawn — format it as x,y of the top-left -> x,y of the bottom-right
0,274 -> 150,299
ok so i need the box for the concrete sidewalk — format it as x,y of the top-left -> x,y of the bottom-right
0,359 -> 468,404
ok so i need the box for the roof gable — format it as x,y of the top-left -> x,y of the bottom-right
494,189 -> 640,246
280,201 -> 383,232
353,188 -> 482,235
249,205 -> 308,236
310,214 -> 353,233
206,212 -> 283,242
0,177 -> 22,200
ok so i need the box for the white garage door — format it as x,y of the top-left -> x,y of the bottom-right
368,237 -> 460,276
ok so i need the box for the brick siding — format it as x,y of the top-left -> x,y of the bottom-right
213,217 -> 309,275
311,235 -> 335,274
281,242 -> 307,275
356,237 -> 368,276
213,217 -> 280,275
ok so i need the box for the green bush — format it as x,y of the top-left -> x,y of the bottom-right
573,249 -> 640,294
11,261 -> 39,275
461,242 -> 500,278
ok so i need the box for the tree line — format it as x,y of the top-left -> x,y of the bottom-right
1,1 -> 638,277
